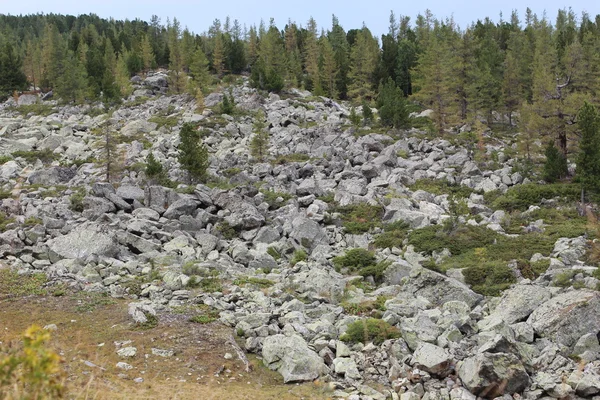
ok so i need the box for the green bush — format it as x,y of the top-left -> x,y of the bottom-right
215,221 -> 237,240
372,220 -> 410,249
333,248 -> 376,271
12,149 -> 59,164
261,189 -> 292,210
290,248 -> 308,266
69,188 -> 86,212
408,224 -> 497,256
336,203 -> 384,234
341,318 -> 400,344
462,261 -> 517,296
489,183 -> 580,211
409,178 -> 474,199
0,325 -> 65,399
271,153 -> 310,165
543,141 -> 568,183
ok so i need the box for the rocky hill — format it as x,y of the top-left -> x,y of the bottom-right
1,75 -> 600,399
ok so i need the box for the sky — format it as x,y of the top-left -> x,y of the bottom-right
1,0 -> 599,36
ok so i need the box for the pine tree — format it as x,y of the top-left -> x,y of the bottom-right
189,47 -> 211,90
250,110 -> 269,161
328,16 -> 350,99
140,34 -> 155,71
377,78 -> 409,128
178,123 -> 210,183
0,43 -> 28,96
115,53 -> 132,97
543,141 -> 568,183
319,36 -> 337,98
576,102 -> 600,197
347,27 -> 379,100
212,33 -> 225,76
412,30 -> 459,134
304,17 -> 321,94
55,51 -> 88,103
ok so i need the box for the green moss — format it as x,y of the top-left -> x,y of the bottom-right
340,318 -> 400,344
215,221 -> 237,240
0,212 -> 16,232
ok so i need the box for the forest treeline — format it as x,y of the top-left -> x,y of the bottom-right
1,10 -> 600,156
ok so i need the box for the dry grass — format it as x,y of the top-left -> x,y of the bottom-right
0,293 -> 331,400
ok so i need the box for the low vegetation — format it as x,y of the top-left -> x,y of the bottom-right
340,318 -> 400,344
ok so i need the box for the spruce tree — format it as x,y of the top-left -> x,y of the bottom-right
178,123 -> 210,183
0,43 -> 28,97
543,141 -> 568,183
377,78 -> 409,128
576,102 -> 600,197
250,110 -> 269,161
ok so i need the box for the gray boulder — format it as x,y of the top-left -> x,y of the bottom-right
458,353 -> 529,398
28,167 -> 76,185
289,216 -> 327,250
49,224 -> 118,260
527,290 -> 600,349
145,186 -> 181,214
398,267 -> 483,309
411,342 -> 453,377
262,334 -> 328,383
163,197 -> 199,219
478,285 -> 552,330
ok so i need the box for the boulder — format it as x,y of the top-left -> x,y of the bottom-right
48,224 -> 118,260
478,285 -> 552,330
289,216 -> 327,250
28,167 -> 76,185
411,342 -> 453,377
399,267 -> 483,309
458,353 -> 529,398
163,197 -> 199,219
262,334 -> 328,383
527,290 -> 600,349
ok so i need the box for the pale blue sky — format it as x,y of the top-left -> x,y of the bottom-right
1,0 -> 598,36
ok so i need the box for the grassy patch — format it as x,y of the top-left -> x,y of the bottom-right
0,211 -> 16,232
462,260 -> 517,296
0,269 -> 47,297
409,178 -> 474,198
12,103 -> 55,117
188,304 -> 219,324
74,292 -> 116,313
149,115 -> 179,129
487,183 -> 580,211
290,248 -> 308,266
408,224 -> 497,256
341,296 -> 388,317
333,248 -> 390,283
11,149 -> 59,164
232,276 -> 275,288
271,153 -> 310,165
340,318 -> 400,344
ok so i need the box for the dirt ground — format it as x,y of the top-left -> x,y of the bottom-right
0,291 -> 332,400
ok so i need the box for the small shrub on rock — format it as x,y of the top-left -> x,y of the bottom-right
341,318 -> 400,344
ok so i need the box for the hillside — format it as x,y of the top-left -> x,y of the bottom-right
1,77 -> 600,399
